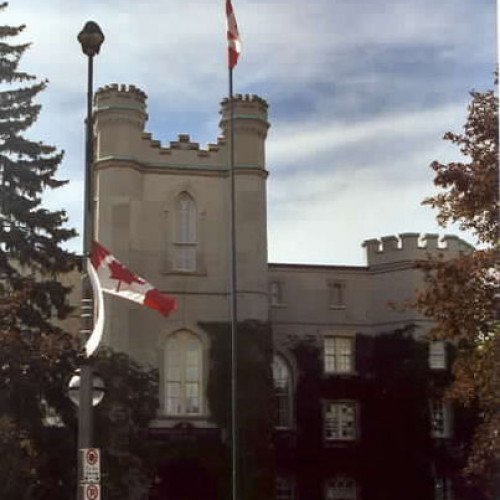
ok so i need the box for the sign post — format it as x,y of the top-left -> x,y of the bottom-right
80,447 -> 101,500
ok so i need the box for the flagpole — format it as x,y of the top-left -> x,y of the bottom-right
228,65 -> 239,500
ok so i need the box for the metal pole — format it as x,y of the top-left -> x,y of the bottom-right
77,53 -> 95,499
228,68 -> 239,500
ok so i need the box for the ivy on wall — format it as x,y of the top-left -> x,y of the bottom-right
282,327 -> 483,500
201,320 -> 275,500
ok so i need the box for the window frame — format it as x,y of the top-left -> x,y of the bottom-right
323,334 -> 356,375
429,340 -> 447,370
164,330 -> 205,417
430,399 -> 452,439
173,192 -> 198,272
323,400 -> 359,442
275,476 -> 296,500
325,475 -> 358,499
270,280 -> 285,307
272,354 -> 294,429
328,280 -> 346,309
433,475 -> 454,500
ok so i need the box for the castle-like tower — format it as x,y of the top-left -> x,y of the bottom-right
93,84 -> 270,361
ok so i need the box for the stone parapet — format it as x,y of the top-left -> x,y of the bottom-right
93,85 -> 271,170
362,233 -> 474,267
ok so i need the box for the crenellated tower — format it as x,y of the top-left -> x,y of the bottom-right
219,93 -> 269,168
219,94 -> 271,320
92,85 -> 271,360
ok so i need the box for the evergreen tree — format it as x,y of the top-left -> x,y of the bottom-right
0,4 -> 77,497
0,1 -> 77,331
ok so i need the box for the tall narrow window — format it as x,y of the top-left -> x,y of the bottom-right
174,192 -> 197,271
165,331 -> 203,416
273,355 -> 293,428
270,281 -> 283,306
429,341 -> 446,370
430,399 -> 452,438
324,336 -> 355,374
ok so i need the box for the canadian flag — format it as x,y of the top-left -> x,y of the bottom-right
226,0 -> 241,69
91,241 -> 177,317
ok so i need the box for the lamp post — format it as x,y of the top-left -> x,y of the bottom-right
76,20 -> 104,499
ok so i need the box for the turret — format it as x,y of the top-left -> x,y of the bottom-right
219,94 -> 270,169
219,94 -> 270,320
93,84 -> 148,159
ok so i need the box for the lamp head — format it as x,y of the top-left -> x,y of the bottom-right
78,21 -> 105,57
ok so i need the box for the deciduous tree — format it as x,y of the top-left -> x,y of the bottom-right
415,86 -> 498,495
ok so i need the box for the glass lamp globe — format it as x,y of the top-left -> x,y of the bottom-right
68,369 -> 105,407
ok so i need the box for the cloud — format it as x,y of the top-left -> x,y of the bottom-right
267,103 -> 466,168
2,0 -> 494,263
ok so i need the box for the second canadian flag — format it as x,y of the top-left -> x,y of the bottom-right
91,241 -> 177,317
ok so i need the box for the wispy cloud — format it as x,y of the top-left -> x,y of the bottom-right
3,0 -> 495,264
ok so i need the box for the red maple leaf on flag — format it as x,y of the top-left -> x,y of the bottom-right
108,260 -> 145,291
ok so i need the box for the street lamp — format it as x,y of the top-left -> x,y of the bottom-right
76,20 -> 104,500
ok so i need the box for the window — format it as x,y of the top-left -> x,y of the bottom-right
329,282 -> 345,307
434,476 -> 454,500
324,336 -> 355,374
324,401 -> 358,441
431,399 -> 452,438
273,355 -> 293,428
270,281 -> 283,306
165,331 -> 203,415
325,476 -> 357,499
275,476 -> 295,500
174,192 -> 197,271
429,341 -> 446,370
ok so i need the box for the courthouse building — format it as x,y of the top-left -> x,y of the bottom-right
90,83 -> 474,500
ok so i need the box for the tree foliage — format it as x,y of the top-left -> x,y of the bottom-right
0,1 -> 77,330
415,86 -> 498,495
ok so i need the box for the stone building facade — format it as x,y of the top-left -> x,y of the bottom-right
90,84 -> 474,499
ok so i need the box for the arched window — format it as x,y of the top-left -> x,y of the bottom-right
174,192 -> 197,271
164,331 -> 203,415
273,354 -> 293,428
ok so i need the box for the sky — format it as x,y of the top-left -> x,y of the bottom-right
4,0 -> 497,265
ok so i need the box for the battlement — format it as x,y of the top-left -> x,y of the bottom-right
93,84 -> 269,169
221,93 -> 269,108
362,233 -> 474,267
95,83 -> 147,103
